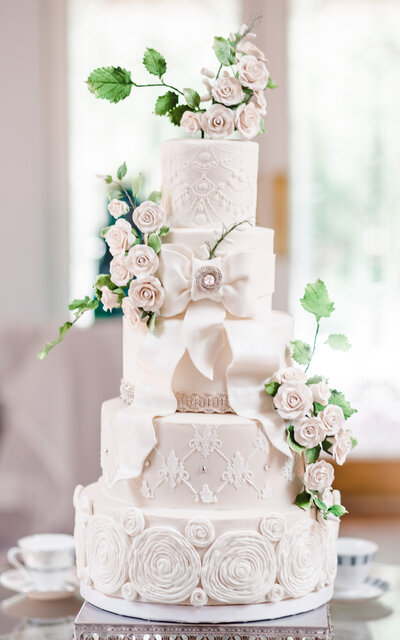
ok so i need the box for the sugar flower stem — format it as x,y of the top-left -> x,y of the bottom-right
305,321 -> 320,373
132,79 -> 184,97
208,219 -> 252,259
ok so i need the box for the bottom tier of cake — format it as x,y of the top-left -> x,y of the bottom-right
74,480 -> 339,620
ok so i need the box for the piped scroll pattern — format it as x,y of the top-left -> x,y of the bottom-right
162,143 -> 257,228
139,423 -> 276,504
75,491 -> 338,605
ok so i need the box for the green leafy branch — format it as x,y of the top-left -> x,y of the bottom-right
295,489 -> 348,519
38,297 -> 99,360
206,219 -> 253,259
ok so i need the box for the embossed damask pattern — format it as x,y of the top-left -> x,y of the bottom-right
75,492 -> 336,606
161,140 -> 258,228
139,422 -> 276,504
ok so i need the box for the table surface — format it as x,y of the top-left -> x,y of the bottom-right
0,561 -> 399,640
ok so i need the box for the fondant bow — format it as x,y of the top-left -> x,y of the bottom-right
158,245 -> 274,379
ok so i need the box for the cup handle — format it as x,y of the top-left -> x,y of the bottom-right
7,547 -> 25,570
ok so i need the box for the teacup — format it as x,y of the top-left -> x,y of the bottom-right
7,533 -> 75,591
335,536 -> 378,591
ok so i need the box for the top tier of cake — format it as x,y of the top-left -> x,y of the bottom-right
161,139 -> 258,228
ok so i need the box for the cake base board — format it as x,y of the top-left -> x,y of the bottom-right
80,583 -> 333,623
74,600 -> 332,639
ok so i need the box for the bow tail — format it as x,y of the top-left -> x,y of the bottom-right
183,300 -> 226,381
224,320 -> 292,458
113,319 -> 185,483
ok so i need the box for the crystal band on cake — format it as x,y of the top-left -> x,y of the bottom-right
175,391 -> 233,414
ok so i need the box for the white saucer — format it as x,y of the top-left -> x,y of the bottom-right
333,575 -> 390,603
0,568 -> 79,601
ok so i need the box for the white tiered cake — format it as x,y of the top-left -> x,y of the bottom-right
73,139 -> 339,622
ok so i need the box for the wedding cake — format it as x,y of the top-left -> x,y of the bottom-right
39,19 -> 356,623
72,138 -> 343,622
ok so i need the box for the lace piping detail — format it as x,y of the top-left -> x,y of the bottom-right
175,391 -> 233,414
119,380 -> 233,414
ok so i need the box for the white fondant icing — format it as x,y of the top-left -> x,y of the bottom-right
190,587 -> 208,607
120,507 -> 145,536
201,531 -> 277,604
161,139 -> 258,228
130,527 -> 201,604
185,518 -> 215,548
85,515 -> 130,596
277,520 -> 324,598
260,514 -> 286,542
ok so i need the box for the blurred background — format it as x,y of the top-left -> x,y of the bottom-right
0,0 -> 399,550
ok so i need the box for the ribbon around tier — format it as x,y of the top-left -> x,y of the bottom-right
158,244 -> 274,380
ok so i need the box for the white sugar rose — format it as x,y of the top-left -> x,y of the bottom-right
294,416 -> 325,448
318,404 -> 345,436
237,41 -> 268,62
250,89 -> 267,115
273,382 -> 313,420
121,297 -> 140,327
235,102 -> 260,140
105,219 -> 136,256
129,276 -> 165,313
100,286 -> 119,312
211,74 -> 245,106
304,460 -> 335,492
127,244 -> 159,277
132,201 -> 165,233
279,366 -> 308,385
107,198 -> 130,219
110,254 -> 132,287
181,110 -> 202,135
201,104 -> 235,140
310,381 -> 330,406
332,429 -> 353,466
237,55 -> 269,91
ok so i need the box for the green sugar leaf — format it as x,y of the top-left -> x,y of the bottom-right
313,401 -> 325,414
148,190 -> 162,204
301,279 -> 335,322
265,381 -> 280,397
307,375 -> 324,385
291,339 -> 312,365
155,91 -> 179,116
306,445 -> 321,464
143,48 -> 167,78
213,36 -> 236,66
104,175 -> 113,184
168,105 -> 192,126
108,190 -> 123,201
100,225 -> 112,238
87,66 -> 132,103
287,425 -> 305,454
328,504 -> 348,518
328,389 -> 357,419
159,226 -> 170,237
322,438 -> 333,453
325,333 -> 351,352
147,312 -> 157,333
267,77 -> 278,89
183,88 -> 200,109
147,233 -> 161,254
131,173 -> 142,199
259,116 -> 267,134
351,437 -> 358,449
117,162 -> 127,180
38,321 -> 73,359
296,490 -> 312,511
313,494 -> 328,514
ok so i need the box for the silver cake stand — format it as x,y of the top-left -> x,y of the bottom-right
74,600 -> 333,640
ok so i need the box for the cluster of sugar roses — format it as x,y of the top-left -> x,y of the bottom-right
38,163 -> 168,359
265,280 -> 357,520
86,15 -> 274,141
